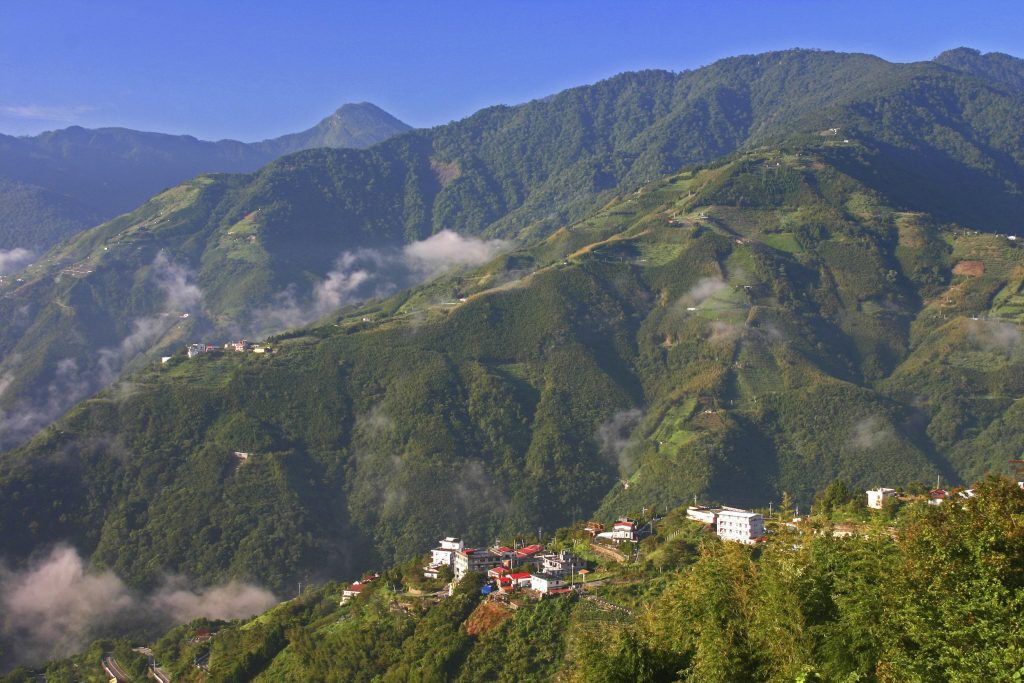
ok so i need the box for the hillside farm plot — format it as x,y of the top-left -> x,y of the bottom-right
758,232 -> 803,254
649,397 -> 700,452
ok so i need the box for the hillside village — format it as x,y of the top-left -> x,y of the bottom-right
16,477 -> 1024,683
335,503 -> 773,608
339,480 -> 1024,605
183,339 -> 274,359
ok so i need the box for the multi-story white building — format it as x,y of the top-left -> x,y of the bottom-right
453,548 -> 503,581
424,536 -> 465,578
686,506 -> 721,525
432,537 -> 464,565
610,518 -> 638,542
716,508 -> 765,544
866,488 -> 897,510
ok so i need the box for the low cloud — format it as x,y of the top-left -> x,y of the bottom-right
0,104 -> 95,123
0,252 -> 202,448
0,248 -> 34,275
848,416 -> 895,450
250,230 -> 508,336
0,545 -> 276,669
967,319 -> 1021,355
356,404 -> 395,435
684,276 -> 728,306
151,251 -> 202,312
0,368 -> 14,400
453,460 -> 510,517
596,408 -> 644,477
403,231 -> 508,275
149,577 -> 279,624
708,320 -> 743,345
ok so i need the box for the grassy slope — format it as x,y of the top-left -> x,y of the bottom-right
6,48 -> 1024,451
3,145 -> 1024,597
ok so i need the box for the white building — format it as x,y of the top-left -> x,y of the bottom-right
424,536 -> 464,578
716,509 -> 765,544
610,518 -> 638,542
530,572 -> 567,594
866,488 -> 897,510
453,548 -> 503,581
431,537 -> 464,565
686,506 -> 721,525
536,550 -> 578,577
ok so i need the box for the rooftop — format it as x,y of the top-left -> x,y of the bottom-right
717,509 -> 762,520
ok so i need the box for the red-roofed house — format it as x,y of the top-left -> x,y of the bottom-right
509,572 -> 533,589
516,544 -> 544,558
340,582 -> 367,604
340,573 -> 379,604
610,518 -> 638,542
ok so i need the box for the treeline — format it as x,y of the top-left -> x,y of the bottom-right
574,477 -> 1024,682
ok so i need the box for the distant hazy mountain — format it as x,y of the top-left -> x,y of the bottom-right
0,103 -> 411,251
252,102 -> 413,156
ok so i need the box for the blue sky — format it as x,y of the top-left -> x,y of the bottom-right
2,1 -> 1022,140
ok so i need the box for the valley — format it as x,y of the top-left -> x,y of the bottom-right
3,43 -> 1024,678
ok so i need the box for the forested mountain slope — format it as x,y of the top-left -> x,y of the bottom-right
0,102 -> 411,252
4,141 -> 1024,599
4,48 -> 1024,451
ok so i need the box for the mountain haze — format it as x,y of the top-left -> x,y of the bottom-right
2,46 -> 1024,600
4,48 -> 1024,452
0,104 -> 411,252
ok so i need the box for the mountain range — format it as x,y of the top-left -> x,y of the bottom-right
2,46 -> 1024,603
0,102 -> 411,253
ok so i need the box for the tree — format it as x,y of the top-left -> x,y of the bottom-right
779,491 -> 796,520
816,480 -> 852,516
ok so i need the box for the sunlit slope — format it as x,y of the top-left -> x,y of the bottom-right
5,147 -> 1024,593
5,47 -> 1024,451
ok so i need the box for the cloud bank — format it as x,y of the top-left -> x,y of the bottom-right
596,408 -> 645,477
0,104 -> 95,123
0,248 -> 34,275
0,251 -> 202,448
0,545 -> 276,669
251,230 -> 508,336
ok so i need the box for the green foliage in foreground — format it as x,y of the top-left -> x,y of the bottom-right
575,477 -> 1024,682
12,477 -> 1023,682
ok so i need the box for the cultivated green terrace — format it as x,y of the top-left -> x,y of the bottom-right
4,144 -> 1024,601
5,47 -> 1024,451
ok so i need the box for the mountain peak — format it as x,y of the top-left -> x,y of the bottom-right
934,46 -> 1024,92
257,102 -> 412,155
